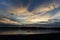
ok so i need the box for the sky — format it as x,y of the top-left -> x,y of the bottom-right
0,0 -> 60,25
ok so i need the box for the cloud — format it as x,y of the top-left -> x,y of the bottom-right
52,11 -> 60,19
28,1 -> 60,23
32,2 -> 59,15
0,18 -> 20,25
0,0 -> 60,24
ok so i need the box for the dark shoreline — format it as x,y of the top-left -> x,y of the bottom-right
0,27 -> 60,30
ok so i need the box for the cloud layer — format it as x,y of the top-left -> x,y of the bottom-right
0,0 -> 60,25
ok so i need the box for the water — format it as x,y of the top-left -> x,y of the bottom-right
0,29 -> 60,35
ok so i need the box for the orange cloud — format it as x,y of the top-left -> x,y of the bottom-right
0,18 -> 20,25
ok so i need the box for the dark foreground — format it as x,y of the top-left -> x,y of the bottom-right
0,33 -> 60,40
0,27 -> 60,39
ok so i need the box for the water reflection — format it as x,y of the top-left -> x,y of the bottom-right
0,29 -> 60,35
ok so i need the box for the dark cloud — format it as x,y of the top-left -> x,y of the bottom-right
0,0 -> 54,11
0,0 -> 58,11
28,0 -> 53,11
